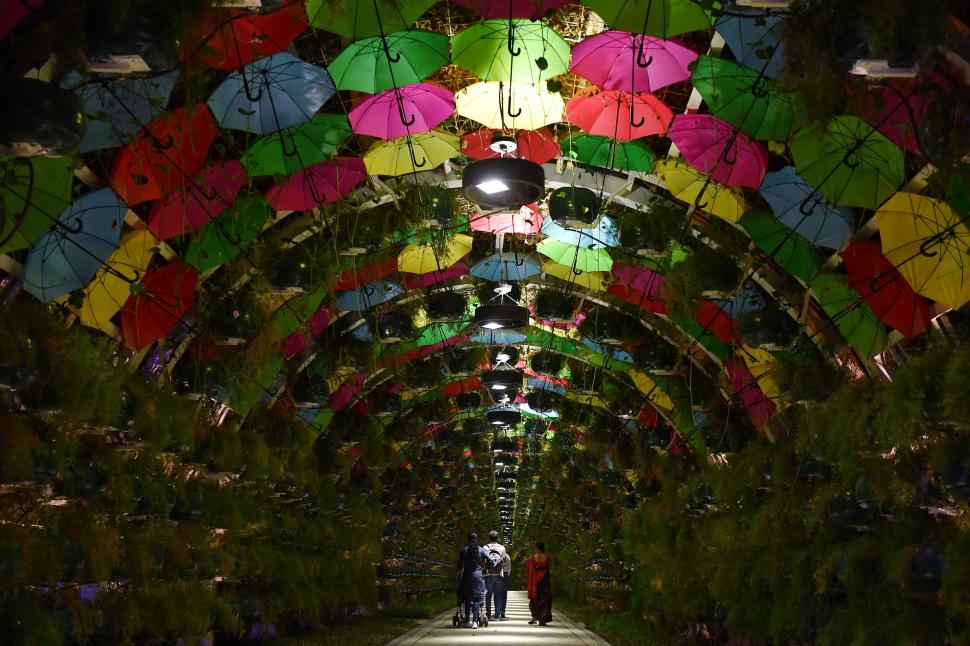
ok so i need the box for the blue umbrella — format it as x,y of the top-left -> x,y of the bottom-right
541,214 -> 618,249
64,71 -> 179,152
582,338 -> 635,364
759,166 -> 853,250
715,8 -> 786,79
469,329 -> 527,345
208,52 -> 335,134
335,280 -> 404,312
711,280 -> 768,319
22,188 -> 126,302
469,252 -> 541,282
350,321 -> 376,341
527,377 -> 566,396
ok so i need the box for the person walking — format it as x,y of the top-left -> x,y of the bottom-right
456,532 -> 487,629
526,541 -> 553,626
482,530 -> 508,620
500,542 -> 511,619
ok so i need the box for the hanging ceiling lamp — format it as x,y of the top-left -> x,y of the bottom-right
548,186 -> 600,227
463,157 -> 545,209
474,282 -> 529,330
487,407 -> 521,427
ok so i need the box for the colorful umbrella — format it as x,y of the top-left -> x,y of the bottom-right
759,166 -> 853,250
581,0 -> 711,38
537,239 -> 614,273
790,115 -> 904,210
184,196 -> 272,273
455,81 -> 564,130
848,80 -> 926,156
562,134 -> 655,172
398,234 -> 474,274
740,210 -> 820,283
570,30 -> 697,92
187,1 -> 308,70
79,229 -> 159,331
403,262 -> 470,289
207,52 -> 335,134
461,127 -> 560,164
306,0 -> 435,39
266,157 -> 367,211
332,257 -> 398,290
21,188 -> 126,302
876,191 -> 970,310
469,252 -> 541,281
335,280 -> 405,312
328,29 -> 449,94
348,82 -> 454,139
565,88 -> 672,140
148,160 -> 248,240
363,131 -> 460,176
451,19 -> 570,84
611,262 -> 664,299
654,159 -> 748,222
0,155 -> 74,254
724,357 -> 776,428
541,214 -> 619,249
0,0 -> 45,41
120,262 -> 199,349
241,113 -> 351,177
454,0 -> 570,18
667,114 -> 768,189
689,55 -> 804,142
714,8 -> 786,79
842,240 -> 931,338
810,273 -> 887,359
109,105 -> 217,205
470,204 -> 543,234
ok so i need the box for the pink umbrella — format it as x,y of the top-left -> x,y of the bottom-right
725,357 -> 776,430
1,0 -> 44,40
281,305 -> 334,358
402,262 -> 469,289
147,160 -> 247,240
566,88 -> 673,140
611,262 -> 664,299
454,0 -> 569,18
570,31 -> 698,93
266,157 -> 367,211
667,114 -> 768,189
348,82 -> 454,139
461,127 -> 560,164
847,80 -> 926,156
330,371 -> 366,410
469,203 -> 542,234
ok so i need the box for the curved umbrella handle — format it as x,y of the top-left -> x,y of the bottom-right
573,267 -> 583,276
841,141 -> 863,169
110,266 -> 141,285
751,77 -> 770,99
363,284 -> 376,296
868,271 -> 894,294
381,34 -> 402,63
196,185 -> 219,201
630,107 -> 645,127
278,130 -> 299,157
721,145 -> 738,165
60,217 -> 85,235
408,144 -> 427,169
307,178 -> 328,205
397,90 -> 417,126
242,71 -> 265,102
919,235 -> 942,258
507,26 -> 521,56
507,92 -> 522,118
153,134 -> 175,150
636,41 -> 653,68
799,193 -> 820,215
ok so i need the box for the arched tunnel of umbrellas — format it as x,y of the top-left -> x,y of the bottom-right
2,0 -> 970,643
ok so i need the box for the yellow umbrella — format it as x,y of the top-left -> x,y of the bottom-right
564,391 -> 608,408
541,261 -> 610,291
739,345 -> 787,409
79,229 -> 159,331
654,158 -> 748,222
876,191 -> 970,310
455,81 -> 564,130
628,369 -> 675,410
363,131 -> 460,176
397,233 -> 473,274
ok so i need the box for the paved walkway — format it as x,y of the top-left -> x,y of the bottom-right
386,590 -> 611,646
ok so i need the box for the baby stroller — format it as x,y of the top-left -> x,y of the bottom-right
452,570 -> 488,628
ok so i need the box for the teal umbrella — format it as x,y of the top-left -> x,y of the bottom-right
328,30 -> 449,93
562,134 -> 655,172
451,19 -> 570,84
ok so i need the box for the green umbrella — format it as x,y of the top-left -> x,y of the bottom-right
306,0 -> 436,39
790,115 -> 904,210
278,287 -> 328,338
740,210 -> 820,283
562,134 -> 655,172
0,156 -> 74,254
185,196 -> 271,273
537,239 -> 614,273
581,0 -> 711,38
690,55 -> 806,142
668,312 -> 731,360
416,320 -> 470,347
810,273 -> 888,359
328,30 -> 449,94
241,114 -> 351,177
451,19 -> 570,84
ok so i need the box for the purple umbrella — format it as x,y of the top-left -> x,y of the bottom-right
266,157 -> 367,211
570,31 -> 698,93
667,114 -> 768,189
349,82 -> 454,139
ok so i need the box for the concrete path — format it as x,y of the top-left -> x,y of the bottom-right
386,590 -> 611,646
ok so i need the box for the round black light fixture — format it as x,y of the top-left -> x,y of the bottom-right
611,395 -> 643,420
535,291 -> 575,322
377,312 -> 414,343
548,186 -> 600,227
481,370 -> 522,392
463,157 -> 545,209
635,340 -> 678,373
463,419 -> 486,435
491,438 -> 518,453
526,390 -> 557,413
0,78 -> 85,157
427,291 -> 467,321
490,346 -> 520,366
494,454 -> 518,467
530,351 -> 562,376
447,350 -> 479,376
486,407 -> 521,427
456,392 -> 482,410
474,303 -> 530,330
737,308 -> 798,349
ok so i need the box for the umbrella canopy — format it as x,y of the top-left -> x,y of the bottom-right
562,134 -> 655,172
740,210 -> 820,283
537,239 -> 614,273
469,328 -> 527,345
349,82 -> 454,139
581,0 -> 711,37
714,8 -> 786,79
461,127 -> 559,164
403,262 -> 470,289
469,252 -> 541,281
188,1 -> 308,70
570,31 -> 697,93
0,0 -> 44,40
306,0 -> 435,39
565,89 -> 673,140
0,155 -> 74,254
842,240 -> 931,338
725,357 -> 776,428
667,114 -> 768,189
109,105 -> 217,205
759,166 -> 853,250
207,52 -> 335,134
470,204 -> 542,234
456,81 -> 564,130
22,188 -> 126,302
876,192 -> 970,310
266,157 -> 367,211
849,80 -> 926,156
363,131 -> 460,176
690,55 -> 805,142
611,262 -> 664,299
120,261 -> 199,349
335,280 -> 405,312
451,19 -> 570,84
148,160 -> 248,240
328,30 -> 449,94
712,281 -> 767,319
810,273 -> 887,359
241,113 -> 351,177
654,158 -> 748,222
454,0 -> 570,18
79,229 -> 159,331
790,115 -> 904,210
184,196 -> 272,273
541,214 -> 619,249
398,234 -> 474,274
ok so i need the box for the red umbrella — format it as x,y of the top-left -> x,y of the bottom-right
566,88 -> 673,140
266,157 -> 367,211
842,240 -> 931,338
607,283 -> 668,314
120,262 -> 198,350
611,262 -> 664,298
443,377 -> 481,397
331,256 -> 398,291
1,0 -> 44,41
185,1 -> 309,70
694,300 -> 740,345
147,160 -> 248,240
402,262 -> 469,289
453,0 -> 569,18
110,105 -> 218,205
461,127 -> 560,164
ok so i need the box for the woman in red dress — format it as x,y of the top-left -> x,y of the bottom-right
526,541 -> 553,625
